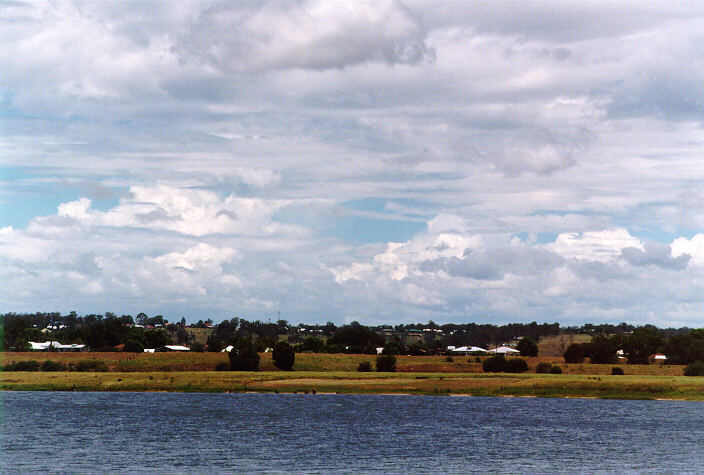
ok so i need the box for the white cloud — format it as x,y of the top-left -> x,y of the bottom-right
178,0 -> 434,72
3,2 -> 704,326
549,228 -> 643,262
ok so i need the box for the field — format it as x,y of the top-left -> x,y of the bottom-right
2,351 -> 701,399
0,352 -> 686,375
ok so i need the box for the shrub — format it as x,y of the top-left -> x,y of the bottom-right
207,338 -> 224,353
516,337 -> 539,357
549,366 -> 563,374
214,362 -> 230,371
563,343 -> 586,364
611,367 -> 624,375
4,360 -> 40,371
75,360 -> 108,372
589,334 -> 618,364
191,342 -> 205,353
123,339 -> 145,353
228,339 -> 260,371
482,355 -> 507,373
357,361 -> 372,372
272,341 -> 295,371
535,362 -> 552,374
445,356 -> 454,362
505,358 -> 528,373
40,360 -> 67,371
684,361 -> 704,376
475,356 -> 482,363
376,354 -> 397,372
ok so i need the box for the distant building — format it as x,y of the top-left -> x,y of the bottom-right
448,346 -> 487,355
487,346 -> 520,355
28,341 -> 86,352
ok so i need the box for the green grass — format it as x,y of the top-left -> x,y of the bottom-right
2,371 -> 703,400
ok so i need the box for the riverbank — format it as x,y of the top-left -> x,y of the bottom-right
0,351 -> 687,375
2,371 -> 703,400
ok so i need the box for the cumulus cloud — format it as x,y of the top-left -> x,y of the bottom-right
621,242 -> 690,270
3,2 -> 704,325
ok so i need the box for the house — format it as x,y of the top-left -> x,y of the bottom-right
155,345 -> 190,352
487,346 -> 520,355
448,346 -> 487,355
28,341 -> 86,352
649,353 -> 668,363
404,330 -> 424,344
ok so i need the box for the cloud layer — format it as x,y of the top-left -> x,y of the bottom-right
2,1 -> 704,325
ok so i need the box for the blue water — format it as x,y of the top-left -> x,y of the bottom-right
2,392 -> 703,473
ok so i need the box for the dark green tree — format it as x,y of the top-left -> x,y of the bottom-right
516,337 -> 539,357
504,358 -> 528,373
375,354 -> 396,372
623,327 -> 664,364
563,343 -> 586,363
123,339 -> 145,353
272,341 -> 295,371
589,334 -> 618,364
228,339 -> 260,371
482,355 -> 507,373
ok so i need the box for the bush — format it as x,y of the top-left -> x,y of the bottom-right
535,362 -> 552,374
611,367 -> 624,375
684,361 -> 704,376
214,362 -> 230,371
589,334 -> 618,364
4,360 -> 40,371
563,343 -> 586,364
482,355 -> 507,373
516,337 -> 539,357
191,342 -> 205,353
123,339 -> 145,353
207,338 -> 224,353
357,361 -> 372,372
505,358 -> 528,373
549,366 -> 563,374
272,341 -> 295,371
475,356 -> 482,363
228,339 -> 260,371
445,356 -> 454,362
376,354 -> 396,372
40,360 -> 67,371
75,360 -> 108,372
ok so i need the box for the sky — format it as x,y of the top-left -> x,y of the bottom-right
2,0 -> 704,326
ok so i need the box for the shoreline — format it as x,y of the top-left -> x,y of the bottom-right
2,371 -> 703,401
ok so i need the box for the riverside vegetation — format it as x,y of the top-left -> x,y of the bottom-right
2,312 -> 704,399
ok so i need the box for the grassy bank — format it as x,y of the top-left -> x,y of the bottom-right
2,371 -> 703,400
0,352 -> 686,375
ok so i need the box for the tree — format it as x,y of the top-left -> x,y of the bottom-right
376,354 -> 396,372
516,337 -> 538,357
623,327 -> 664,364
123,339 -> 145,353
228,339 -> 260,371
176,326 -> 189,344
557,333 -> 574,356
482,355 -> 507,373
144,329 -> 172,349
589,334 -> 618,364
272,341 -> 295,371
563,343 -> 586,363
504,358 -> 528,373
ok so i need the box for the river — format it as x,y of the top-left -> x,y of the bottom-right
2,392 -> 703,473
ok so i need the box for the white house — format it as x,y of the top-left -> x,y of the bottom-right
28,341 -> 86,352
448,346 -> 487,355
487,346 -> 520,355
